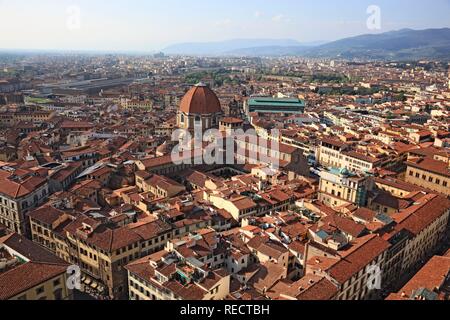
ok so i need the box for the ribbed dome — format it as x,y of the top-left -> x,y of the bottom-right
179,83 -> 222,115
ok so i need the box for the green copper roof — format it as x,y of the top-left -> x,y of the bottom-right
248,97 -> 305,107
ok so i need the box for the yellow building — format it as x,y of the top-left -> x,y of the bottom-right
381,193 -> 450,290
0,233 -> 72,300
318,138 -> 381,173
135,171 -> 186,199
0,167 -> 50,236
126,229 -> 231,300
121,98 -> 153,111
219,117 -> 244,133
247,236 -> 290,269
0,110 -> 55,127
318,168 -> 372,209
28,201 -> 214,300
29,209 -> 173,300
374,176 -> 422,198
394,194 -> 450,273
306,235 -> 390,301
405,158 -> 450,196
206,193 -> 257,221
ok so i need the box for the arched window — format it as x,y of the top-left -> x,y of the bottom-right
180,114 -> 185,123
195,115 -> 201,123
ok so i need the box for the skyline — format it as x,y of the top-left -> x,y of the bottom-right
1,0 -> 450,52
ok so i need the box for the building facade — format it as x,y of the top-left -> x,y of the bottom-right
177,83 -> 223,135
318,168 -> 372,208
0,167 -> 50,236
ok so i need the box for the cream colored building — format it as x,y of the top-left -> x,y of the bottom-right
406,158 -> 450,196
126,229 -> 231,300
0,233 -> 72,300
396,194 -> 450,272
121,98 -> 153,111
29,203 -> 213,300
307,235 -> 390,301
0,110 -> 55,127
380,194 -> 450,290
135,171 -> 186,199
318,168 -> 372,208
206,192 -> 257,221
29,210 -> 173,300
317,138 -> 381,173
0,168 -> 50,236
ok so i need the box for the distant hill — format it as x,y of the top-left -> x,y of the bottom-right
303,28 -> 450,60
162,28 -> 450,60
162,39 -> 302,55
225,45 -> 308,56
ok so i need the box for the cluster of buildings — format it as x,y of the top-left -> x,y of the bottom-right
0,54 -> 449,301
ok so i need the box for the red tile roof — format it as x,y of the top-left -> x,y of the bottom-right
386,255 -> 450,300
179,84 -> 222,115
0,169 -> 47,199
328,236 -> 390,284
0,233 -> 69,299
394,194 -> 450,235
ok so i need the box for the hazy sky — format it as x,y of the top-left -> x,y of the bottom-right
1,0 -> 449,51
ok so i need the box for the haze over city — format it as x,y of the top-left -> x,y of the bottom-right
1,0 -> 450,52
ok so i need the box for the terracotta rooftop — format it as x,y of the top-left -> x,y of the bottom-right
0,169 -> 47,199
394,194 -> 450,236
328,235 -> 390,284
386,255 -> 450,300
0,233 -> 69,300
407,158 -> 450,178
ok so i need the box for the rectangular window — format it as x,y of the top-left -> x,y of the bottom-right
36,286 -> 45,295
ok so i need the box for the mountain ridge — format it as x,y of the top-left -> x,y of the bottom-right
303,27 -> 450,60
162,39 -> 302,55
162,28 -> 450,60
